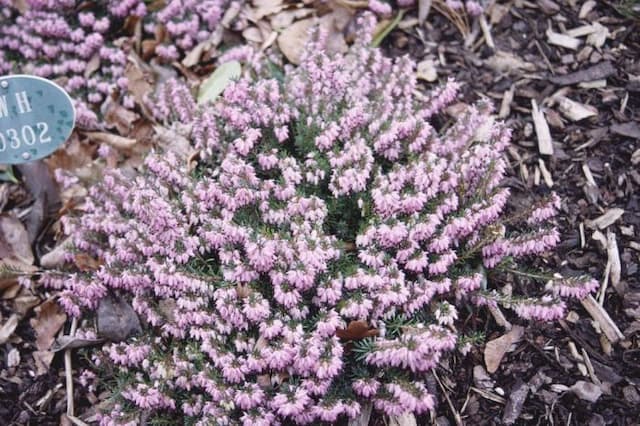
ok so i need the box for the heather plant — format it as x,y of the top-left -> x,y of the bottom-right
42,15 -> 598,425
0,0 -> 239,128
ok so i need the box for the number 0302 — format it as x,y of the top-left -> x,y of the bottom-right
0,122 -> 52,151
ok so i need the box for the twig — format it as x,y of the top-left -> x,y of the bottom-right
67,415 -> 90,426
433,370 -> 463,426
65,317 -> 78,418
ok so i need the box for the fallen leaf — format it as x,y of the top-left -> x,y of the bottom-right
0,215 -> 33,264
97,293 -> 142,342
278,15 -> 349,65
15,161 -> 60,244
33,350 -> 55,375
13,287 -> 41,315
0,313 -> 20,345
85,132 -> 137,150
104,101 -> 141,135
40,237 -> 72,269
153,124 -> 195,159
278,19 -> 315,65
336,320 -> 379,341
197,61 -> 242,105
73,253 -> 103,272
484,325 -> 524,373
31,299 -> 67,351
570,380 -> 602,402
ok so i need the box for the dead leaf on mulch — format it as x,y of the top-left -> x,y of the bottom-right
277,10 -> 350,64
336,320 -> 378,341
15,161 -> 60,244
32,350 -> 55,376
30,298 -> 67,351
84,132 -> 137,150
0,215 -> 33,265
484,325 -> 525,373
0,313 -> 20,345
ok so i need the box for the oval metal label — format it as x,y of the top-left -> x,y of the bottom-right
0,75 -> 76,164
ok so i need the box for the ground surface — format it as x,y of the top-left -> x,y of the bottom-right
0,1 -> 639,425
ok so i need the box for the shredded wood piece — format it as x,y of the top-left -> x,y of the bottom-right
546,27 -> 581,50
580,295 -> 624,343
586,208 -> 625,229
532,99 -> 553,155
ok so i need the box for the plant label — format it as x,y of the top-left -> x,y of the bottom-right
0,75 -> 76,164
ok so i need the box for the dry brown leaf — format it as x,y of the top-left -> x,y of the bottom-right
336,320 -> 378,341
13,287 -> 41,315
31,299 -> 67,351
277,14 -> 349,65
0,313 -> 20,345
33,350 -> 55,375
85,132 -> 137,150
73,253 -> 103,272
40,237 -> 71,269
153,124 -> 195,159
84,53 -> 101,79
278,19 -> 315,64
124,59 -> 155,112
0,215 -> 33,264
252,0 -> 284,20
484,325 -> 525,373
104,101 -> 141,135
243,27 -> 263,43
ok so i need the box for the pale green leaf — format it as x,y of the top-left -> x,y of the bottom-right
197,61 -> 242,105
